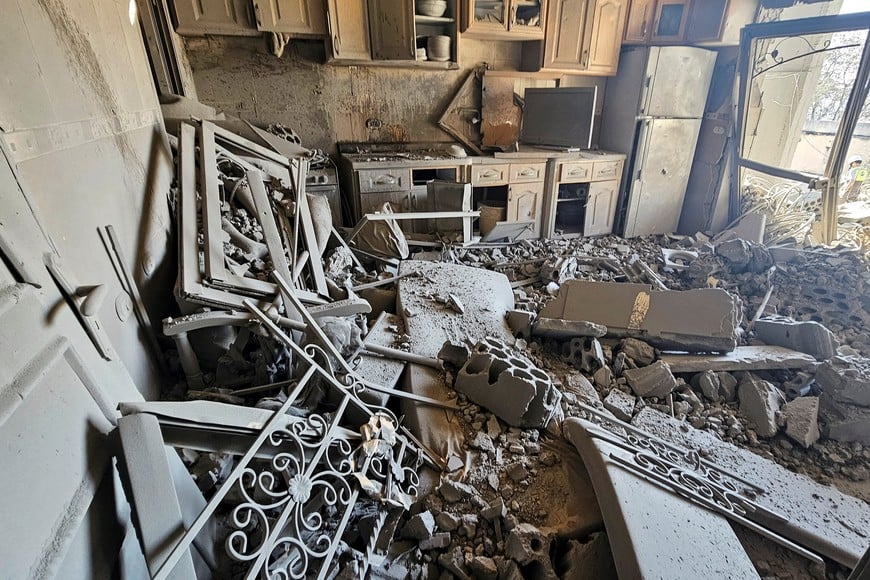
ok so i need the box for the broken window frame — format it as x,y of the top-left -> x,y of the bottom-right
736,12 -> 870,244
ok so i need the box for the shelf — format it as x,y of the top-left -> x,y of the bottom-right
415,14 -> 455,24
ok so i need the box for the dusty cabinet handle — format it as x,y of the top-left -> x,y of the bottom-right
599,167 -> 614,175
375,175 -> 397,185
482,170 -> 498,177
569,168 -> 585,176
519,168 -> 536,176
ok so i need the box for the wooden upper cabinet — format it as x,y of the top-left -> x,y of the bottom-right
368,0 -> 416,60
651,0 -> 690,42
542,0 -> 589,70
623,0 -> 653,42
624,0 -> 728,44
171,0 -> 259,36
253,0 -> 327,35
463,0 -> 546,39
325,0 -> 371,60
583,0 -> 627,74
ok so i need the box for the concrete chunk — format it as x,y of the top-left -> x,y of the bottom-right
691,370 -> 721,402
469,556 -> 499,580
403,510 -> 435,541
738,374 -> 785,438
603,389 -> 636,422
783,397 -> 820,448
620,338 -> 655,366
506,309 -> 535,339
532,317 -> 607,339
438,341 -> 471,368
755,316 -> 839,361
815,357 -> 870,408
539,280 -> 741,353
505,523 -> 551,565
454,338 -> 561,428
660,346 -> 817,373
623,360 -> 677,398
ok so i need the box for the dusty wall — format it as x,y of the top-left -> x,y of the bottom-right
183,36 -> 606,153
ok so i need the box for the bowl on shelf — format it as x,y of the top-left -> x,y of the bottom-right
427,35 -> 451,61
417,0 -> 448,17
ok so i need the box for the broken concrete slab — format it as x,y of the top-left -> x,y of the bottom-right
623,360 -> 677,398
603,389 -> 636,422
818,394 -> 870,444
619,338 -> 655,366
755,316 -> 839,361
454,338 -> 561,428
659,346 -> 817,373
437,341 -> 471,368
565,337 -> 606,373
532,318 -> 607,339
505,309 -> 534,339
564,418 -> 760,579
815,356 -> 870,408
631,407 -> 870,567
738,373 -> 785,438
782,397 -> 820,448
715,238 -> 774,273
539,280 -> 741,353
398,260 -> 515,484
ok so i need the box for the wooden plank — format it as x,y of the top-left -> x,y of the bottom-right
247,169 -> 295,307
178,123 -> 202,298
118,414 -> 197,579
364,210 -> 480,220
660,346 -> 818,373
294,159 -> 328,296
199,122 -> 225,281
212,122 -> 291,166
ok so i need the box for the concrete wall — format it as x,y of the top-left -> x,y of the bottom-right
183,36 -> 606,154
793,127 -> 870,174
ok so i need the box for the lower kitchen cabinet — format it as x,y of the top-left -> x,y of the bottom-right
468,159 -> 547,239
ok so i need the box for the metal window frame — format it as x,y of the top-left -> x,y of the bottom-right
736,11 -> 870,243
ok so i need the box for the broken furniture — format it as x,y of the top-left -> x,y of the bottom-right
467,156 -> 547,239
494,147 -> 626,238
337,143 -> 472,230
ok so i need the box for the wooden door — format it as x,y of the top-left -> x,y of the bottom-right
172,0 -> 259,35
686,0 -> 728,42
584,0 -> 628,75
543,0 -> 588,70
508,181 -> 544,237
253,0 -> 327,35
326,0 -> 372,60
584,179 -> 618,235
464,0 -> 510,35
623,0 -> 653,43
368,0 -> 416,60
651,0 -> 690,42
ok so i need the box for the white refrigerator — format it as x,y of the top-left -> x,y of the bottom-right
600,46 -> 717,238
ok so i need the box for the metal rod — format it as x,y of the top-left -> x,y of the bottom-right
363,344 -> 442,370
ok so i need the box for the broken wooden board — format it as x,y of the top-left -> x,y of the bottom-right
660,346 -> 818,373
438,68 -> 483,155
481,75 -> 521,151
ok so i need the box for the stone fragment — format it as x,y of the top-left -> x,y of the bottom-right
783,397 -> 821,448
437,547 -> 470,579
438,340 -> 471,368
438,480 -> 477,503
470,556 -> 499,580
566,337 -> 606,373
717,372 -> 738,402
507,462 -> 528,482
603,389 -> 636,422
692,370 -> 721,402
436,511 -> 460,532
486,415 -> 502,438
403,511 -> 435,541
623,360 -> 677,398
499,559 -> 525,580
469,432 -> 495,454
738,374 -> 785,438
481,498 -> 507,521
505,523 -> 551,565
565,373 -> 601,404
815,357 -> 870,407
593,365 -> 613,387
419,532 -> 451,551
620,338 -> 655,366
539,280 -> 741,353
755,316 -> 839,361
532,318 -> 607,339
716,238 -> 774,273
506,309 -> 535,339
454,338 -> 562,428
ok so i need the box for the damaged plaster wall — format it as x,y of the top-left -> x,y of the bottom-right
183,37 -> 533,153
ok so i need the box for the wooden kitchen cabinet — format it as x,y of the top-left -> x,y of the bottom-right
368,0 -> 416,60
326,0 -> 372,60
462,0 -> 546,40
584,179 -> 618,235
507,182 -> 544,229
171,0 -> 259,36
520,0 -> 627,75
252,0 -> 327,35
623,0 -> 729,44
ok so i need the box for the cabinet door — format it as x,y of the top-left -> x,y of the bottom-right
584,0 -> 628,75
172,0 -> 259,36
584,179 -> 618,235
543,0 -> 588,70
464,0 -> 509,34
508,0 -> 545,37
326,0 -> 371,60
508,181 -> 544,237
651,0 -> 690,42
368,0 -> 416,60
623,0 -> 653,43
253,0 -> 327,34
686,0 -> 727,42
